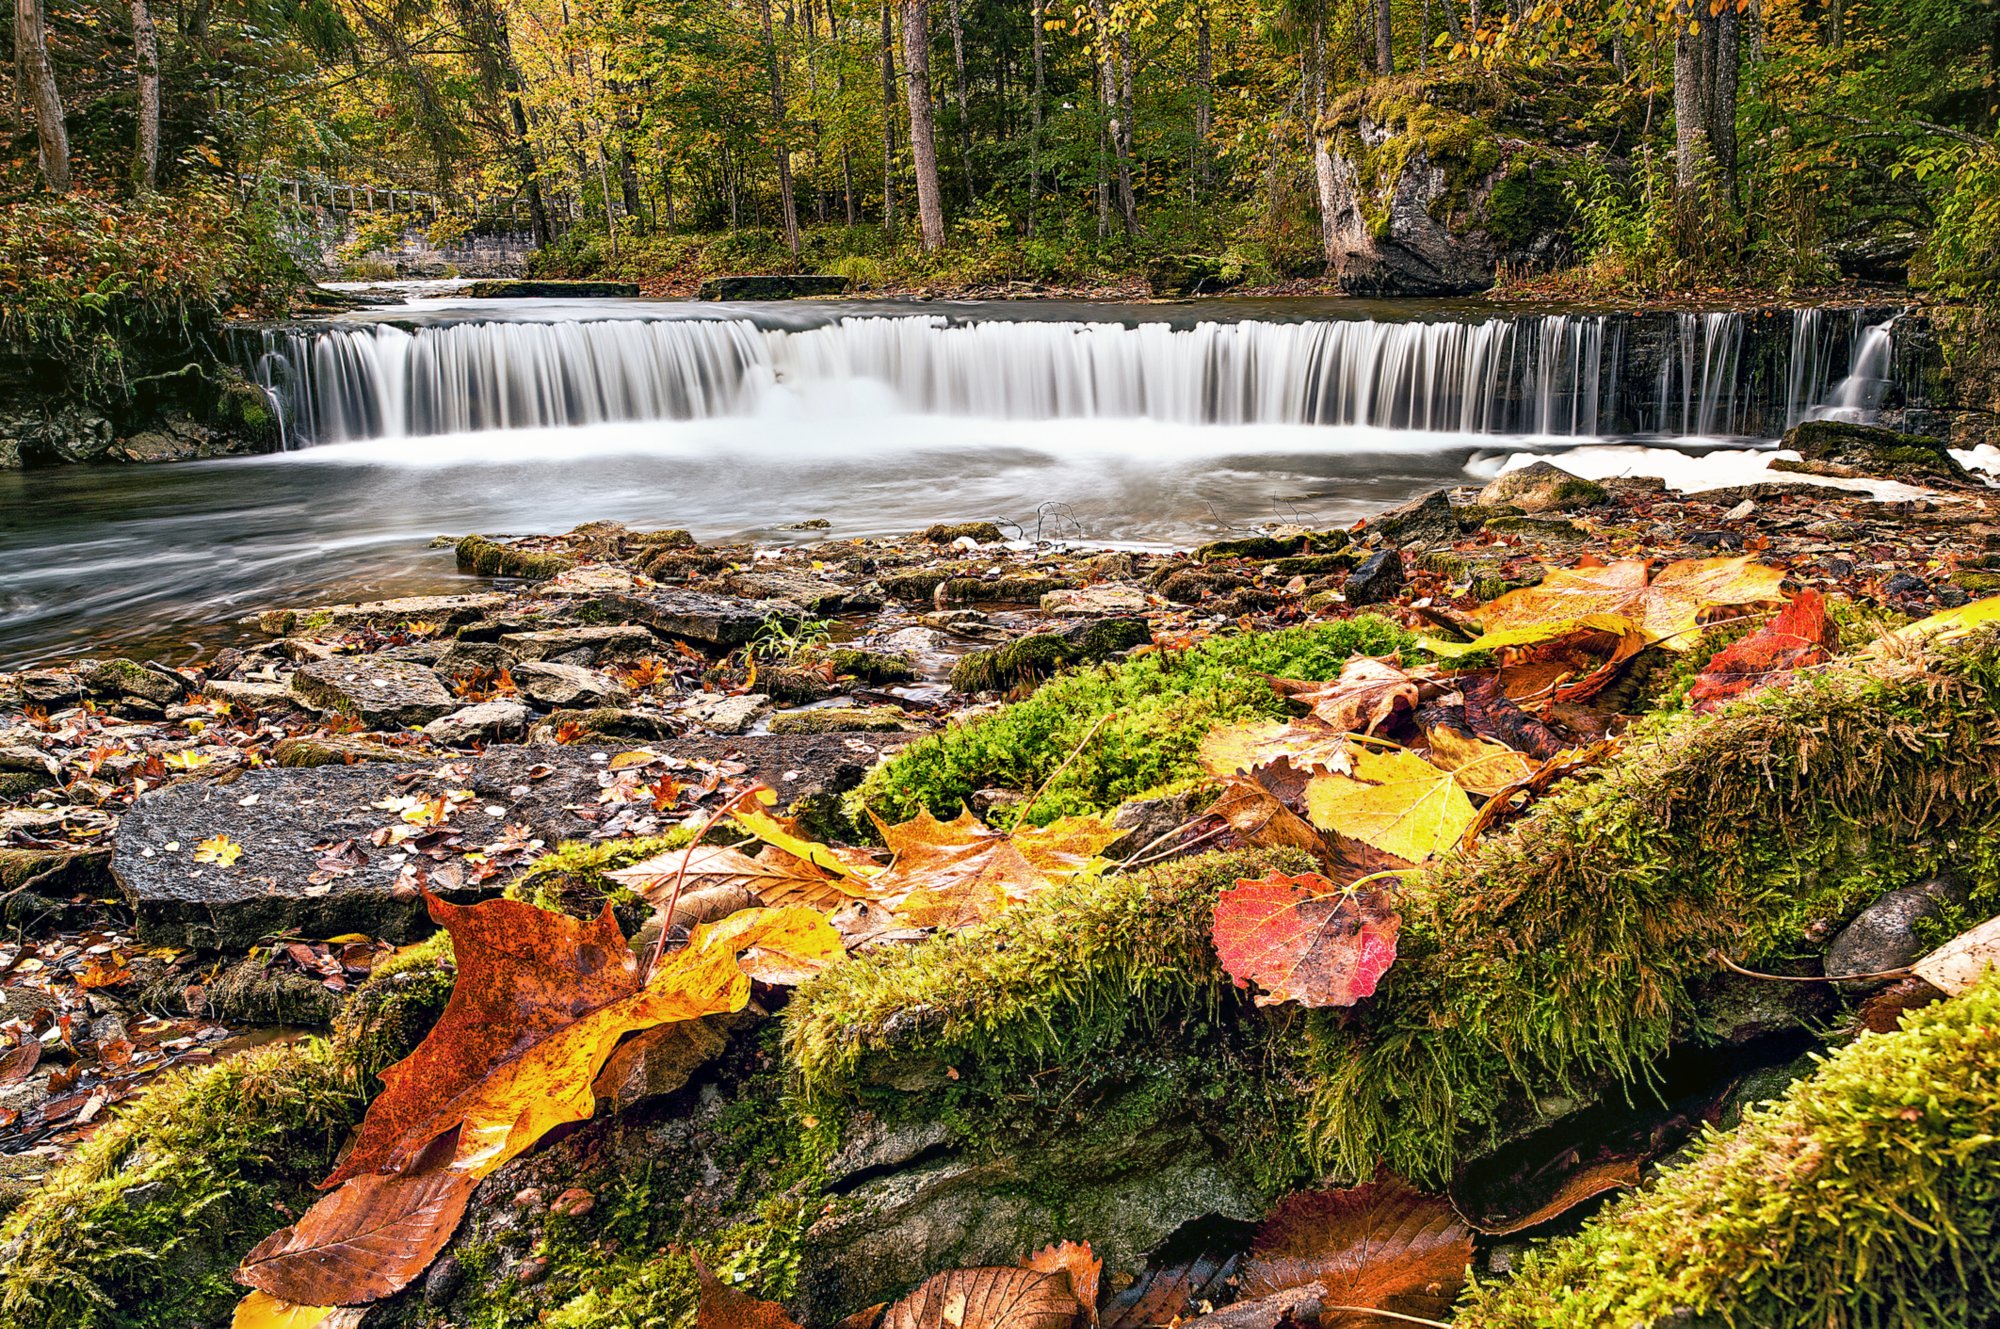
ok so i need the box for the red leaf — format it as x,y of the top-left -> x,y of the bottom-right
1211,872 -> 1400,1008
1688,590 -> 1835,713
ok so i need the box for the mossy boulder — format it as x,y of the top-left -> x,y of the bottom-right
455,534 -> 579,581
1777,419 -> 1974,485
949,618 -> 1152,694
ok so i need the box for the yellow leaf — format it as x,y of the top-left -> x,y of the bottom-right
867,807 -> 1120,929
1305,750 -> 1474,863
1471,559 -> 1785,649
165,750 -> 214,770
1425,728 -> 1539,796
1200,720 -> 1352,780
231,1292 -> 363,1329
194,833 -> 243,867
607,749 -> 661,771
1875,594 -> 2000,651
734,807 -> 881,880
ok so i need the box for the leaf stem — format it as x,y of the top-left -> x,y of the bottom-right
647,783 -> 771,980
1019,710 -> 1116,819
1318,1306 -> 1452,1328
1713,950 -> 1914,984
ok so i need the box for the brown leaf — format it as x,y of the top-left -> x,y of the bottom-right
1242,1173 -> 1473,1325
1024,1241 -> 1102,1325
237,1164 -> 477,1305
1452,1155 -> 1640,1236
1271,657 -> 1426,734
1856,976 -> 1947,1033
609,841 -> 868,914
1688,589 -> 1836,713
1210,773 -> 1328,858
1212,871 -> 1400,1008
0,1041 -> 40,1086
1199,720 -> 1352,780
880,1267 -> 1080,1329
1100,1249 -> 1238,1329
869,809 -> 1121,929
694,1252 -> 804,1329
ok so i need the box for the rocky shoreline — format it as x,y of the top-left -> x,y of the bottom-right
1,422 -> 1997,1326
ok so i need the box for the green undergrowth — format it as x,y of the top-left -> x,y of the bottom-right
0,963 -> 455,1329
852,616 -> 1415,828
800,637 -> 2000,1187
1459,973 -> 2000,1328
510,827 -> 698,915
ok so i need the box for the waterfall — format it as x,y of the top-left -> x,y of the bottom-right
1807,316 -> 1898,423
254,306 -> 1903,447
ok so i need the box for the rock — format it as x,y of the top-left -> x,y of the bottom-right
698,274 -> 851,300
290,658 -> 459,728
272,735 -> 413,767
919,522 -> 1005,544
1039,585 -> 1151,616
78,658 -> 186,707
1696,970 -> 1837,1044
598,589 -> 789,649
1104,789 -> 1212,861
253,593 -> 509,638
0,845 -> 111,897
537,707 -> 686,740
767,706 -> 913,735
199,679 -> 300,712
434,640 -> 519,676
1780,420 -> 1973,485
0,406 -> 115,465
498,625 -> 658,664
111,737 -> 896,949
1825,876 -> 1968,980
424,701 -> 533,744
721,570 -> 880,614
1478,462 -> 1610,513
1883,571 -> 1931,598
1344,549 -> 1405,606
682,693 -> 773,735
1371,490 -> 1460,547
509,661 -> 630,709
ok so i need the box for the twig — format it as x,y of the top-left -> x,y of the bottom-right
1019,711 -> 1116,819
1118,811 -> 1213,866
1123,821 -> 1232,869
1318,1307 -> 1451,1329
1714,951 -> 1914,984
646,783 -> 770,979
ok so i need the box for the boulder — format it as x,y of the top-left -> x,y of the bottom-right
509,661 -> 630,709
1344,549 -> 1405,606
423,700 -> 533,744
498,625 -> 659,664
78,658 -> 186,707
1825,876 -> 1968,980
1370,489 -> 1460,547
720,570 -> 881,615
1478,461 -> 1610,512
1039,585 -> 1152,616
111,737 -> 901,949
681,693 -> 773,736
598,589 -> 792,649
290,657 -> 459,728
1777,420 -> 1974,485
767,706 -> 913,735
253,593 -> 509,639
199,679 -> 301,712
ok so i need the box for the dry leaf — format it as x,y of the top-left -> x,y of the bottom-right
1912,915 -> 2000,996
1472,557 -> 1787,647
609,841 -> 872,914
868,808 -> 1120,929
1212,871 -> 1400,1007
1688,589 -> 1836,712
1271,656 -> 1425,734
1199,720 -> 1352,780
1024,1241 -> 1102,1326
231,1292 -> 367,1329
195,833 -> 244,867
1242,1173 -> 1473,1325
1875,593 -> 2000,652
880,1267 -> 1080,1329
694,1251 -> 805,1329
1451,1156 -> 1640,1235
1423,727 -> 1537,797
1210,771 -> 1328,857
238,1164 -> 477,1305
1305,750 -> 1474,863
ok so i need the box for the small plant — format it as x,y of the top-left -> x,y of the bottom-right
749,616 -> 834,663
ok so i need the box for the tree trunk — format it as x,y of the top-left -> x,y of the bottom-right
130,0 -> 160,191
1710,4 -> 1740,197
1436,0 -> 1464,40
901,0 -> 946,250
662,169 -> 677,231
16,0 -> 70,192
881,1 -> 899,237
1375,0 -> 1393,74
843,148 -> 858,225
1672,8 -> 1707,192
1309,23 -> 1342,267
620,149 -> 644,231
1115,30 -> 1137,234
945,0 -> 976,201
1029,0 -> 1045,234
760,0 -> 802,256
1195,1 -> 1213,189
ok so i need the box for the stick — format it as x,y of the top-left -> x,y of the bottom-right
1318,1308 -> 1452,1329
647,783 -> 770,979
1714,951 -> 1914,984
1118,811 -> 1212,866
1019,711 -> 1115,819
1122,821 -> 1231,869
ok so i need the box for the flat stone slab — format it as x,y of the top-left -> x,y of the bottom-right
499,624 -> 660,662
463,280 -> 640,298
599,590 -> 796,648
291,657 -> 459,728
252,593 -> 510,638
698,274 -> 850,301
1040,586 -> 1151,616
112,737 -> 904,949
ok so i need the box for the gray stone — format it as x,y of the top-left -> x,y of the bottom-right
78,658 -> 186,707
721,570 -> 881,615
253,593 -> 511,639
434,641 -> 519,676
509,661 -> 630,709
1696,970 -> 1837,1044
1344,549 -> 1405,606
111,737 -> 898,949
1478,461 -> 1609,512
499,625 -> 659,664
1371,489 -> 1460,547
1039,585 -> 1151,616
199,679 -> 300,711
423,701 -> 533,744
682,693 -> 772,736
598,590 -> 793,648
290,657 -> 459,728
1104,788 -> 1212,861
1826,876 -> 1968,980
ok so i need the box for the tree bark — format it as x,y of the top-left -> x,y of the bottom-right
1672,8 -> 1707,192
881,1 -> 899,237
945,0 -> 976,201
16,0 -> 70,192
760,0 -> 802,256
130,0 -> 160,191
1028,0 -> 1045,234
1309,22 -> 1342,267
1195,0 -> 1213,188
900,0 -> 946,249
1375,0 -> 1393,74
1115,29 -> 1137,233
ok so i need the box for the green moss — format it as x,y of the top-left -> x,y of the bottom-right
807,647 -> 919,684
511,828 -> 699,915
767,706 -> 913,735
918,522 -> 1004,544
853,617 -> 1416,827
456,534 -> 577,581
1483,516 -> 1588,541
1458,974 -> 2000,1328
947,627 -> 1142,695
1950,568 -> 2000,594
1195,533 -> 1343,562
0,962 -> 453,1329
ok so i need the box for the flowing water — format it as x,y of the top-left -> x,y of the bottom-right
0,295 -> 1914,667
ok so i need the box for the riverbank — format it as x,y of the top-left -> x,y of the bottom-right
1,436 -> 1997,1326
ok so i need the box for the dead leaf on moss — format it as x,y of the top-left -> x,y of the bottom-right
1212,871 -> 1400,1007
693,1251 -> 805,1329
1688,589 -> 1836,713
1270,656 -> 1427,734
1305,750 -> 1474,864
609,841 -> 875,913
1450,1155 -> 1641,1236
1912,914 -> 2000,996
230,1292 -> 366,1329
1472,557 -> 1787,647
1423,727 -> 1538,797
237,1163 -> 477,1305
1242,1172 -> 1473,1324
1199,719 -> 1352,780
867,808 -> 1120,929
879,1266 -> 1080,1329
1210,771 -> 1328,857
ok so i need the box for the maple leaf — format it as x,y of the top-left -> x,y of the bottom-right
1471,556 -> 1788,647
320,894 -> 839,1188
1688,589 -> 1836,713
880,1266 -> 1080,1329
1198,719 -> 1351,780
1211,871 -> 1400,1007
867,808 -> 1120,929
1305,750 -> 1475,864
1024,1242 -> 1101,1326
194,833 -> 243,867
1270,656 -> 1427,734
1241,1172 -> 1473,1324
609,841 -> 874,914
734,805 -> 883,880
238,1164 -> 477,1305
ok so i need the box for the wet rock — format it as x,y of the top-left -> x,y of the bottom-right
78,658 -> 186,707
1371,490 -> 1459,548
536,707 -> 686,741
1780,420 -> 1974,485
253,593 -> 510,639
454,535 -> 576,581
1883,571 -> 1930,598
434,640 -> 519,676
768,706 -> 913,735
498,625 -> 658,664
598,589 -> 788,648
1695,970 -> 1837,1044
1040,585 -> 1151,616
1479,461 -> 1609,513
1825,876 -> 1967,980
509,661 -> 629,709
424,701 -> 533,744
1104,788 -> 1212,861
721,570 -> 881,615
682,693 -> 773,735
698,274 -> 850,300
291,658 -> 458,728
919,522 -> 1005,544
1344,549 -> 1405,606
112,738 -> 893,948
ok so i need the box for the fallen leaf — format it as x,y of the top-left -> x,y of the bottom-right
867,808 -> 1120,929
1212,871 -> 1400,1007
1423,727 -> 1538,797
1100,1248 -> 1237,1329
609,841 -> 869,913
230,1291 -> 366,1329
734,806 -> 881,880
0,1042 -> 39,1085
194,834 -> 244,867
880,1266 -> 1080,1329
1199,720 -> 1352,780
1305,750 -> 1475,864
1688,589 -> 1836,712
1472,557 -> 1787,647
1210,770 -> 1327,857
238,1163 -> 478,1305
1912,915 -> 2000,996
1876,593 -> 2000,651
1451,1155 -> 1640,1235
1024,1241 -> 1102,1326
1242,1173 -> 1473,1324
693,1251 -> 804,1329
1270,656 -> 1426,734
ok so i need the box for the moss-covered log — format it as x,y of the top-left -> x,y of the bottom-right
1459,973 -> 2000,1328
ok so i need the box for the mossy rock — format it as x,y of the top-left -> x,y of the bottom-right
455,534 -> 578,581
918,522 -> 1004,544
1458,974 -> 2000,1327
272,734 -> 411,767
1195,531 -> 1347,563
949,619 -> 1152,694
1780,419 -> 1973,484
767,706 -> 913,735
804,648 -> 920,685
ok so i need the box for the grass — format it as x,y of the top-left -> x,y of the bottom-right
851,616 -> 1417,827
1458,972 -> 2000,1328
